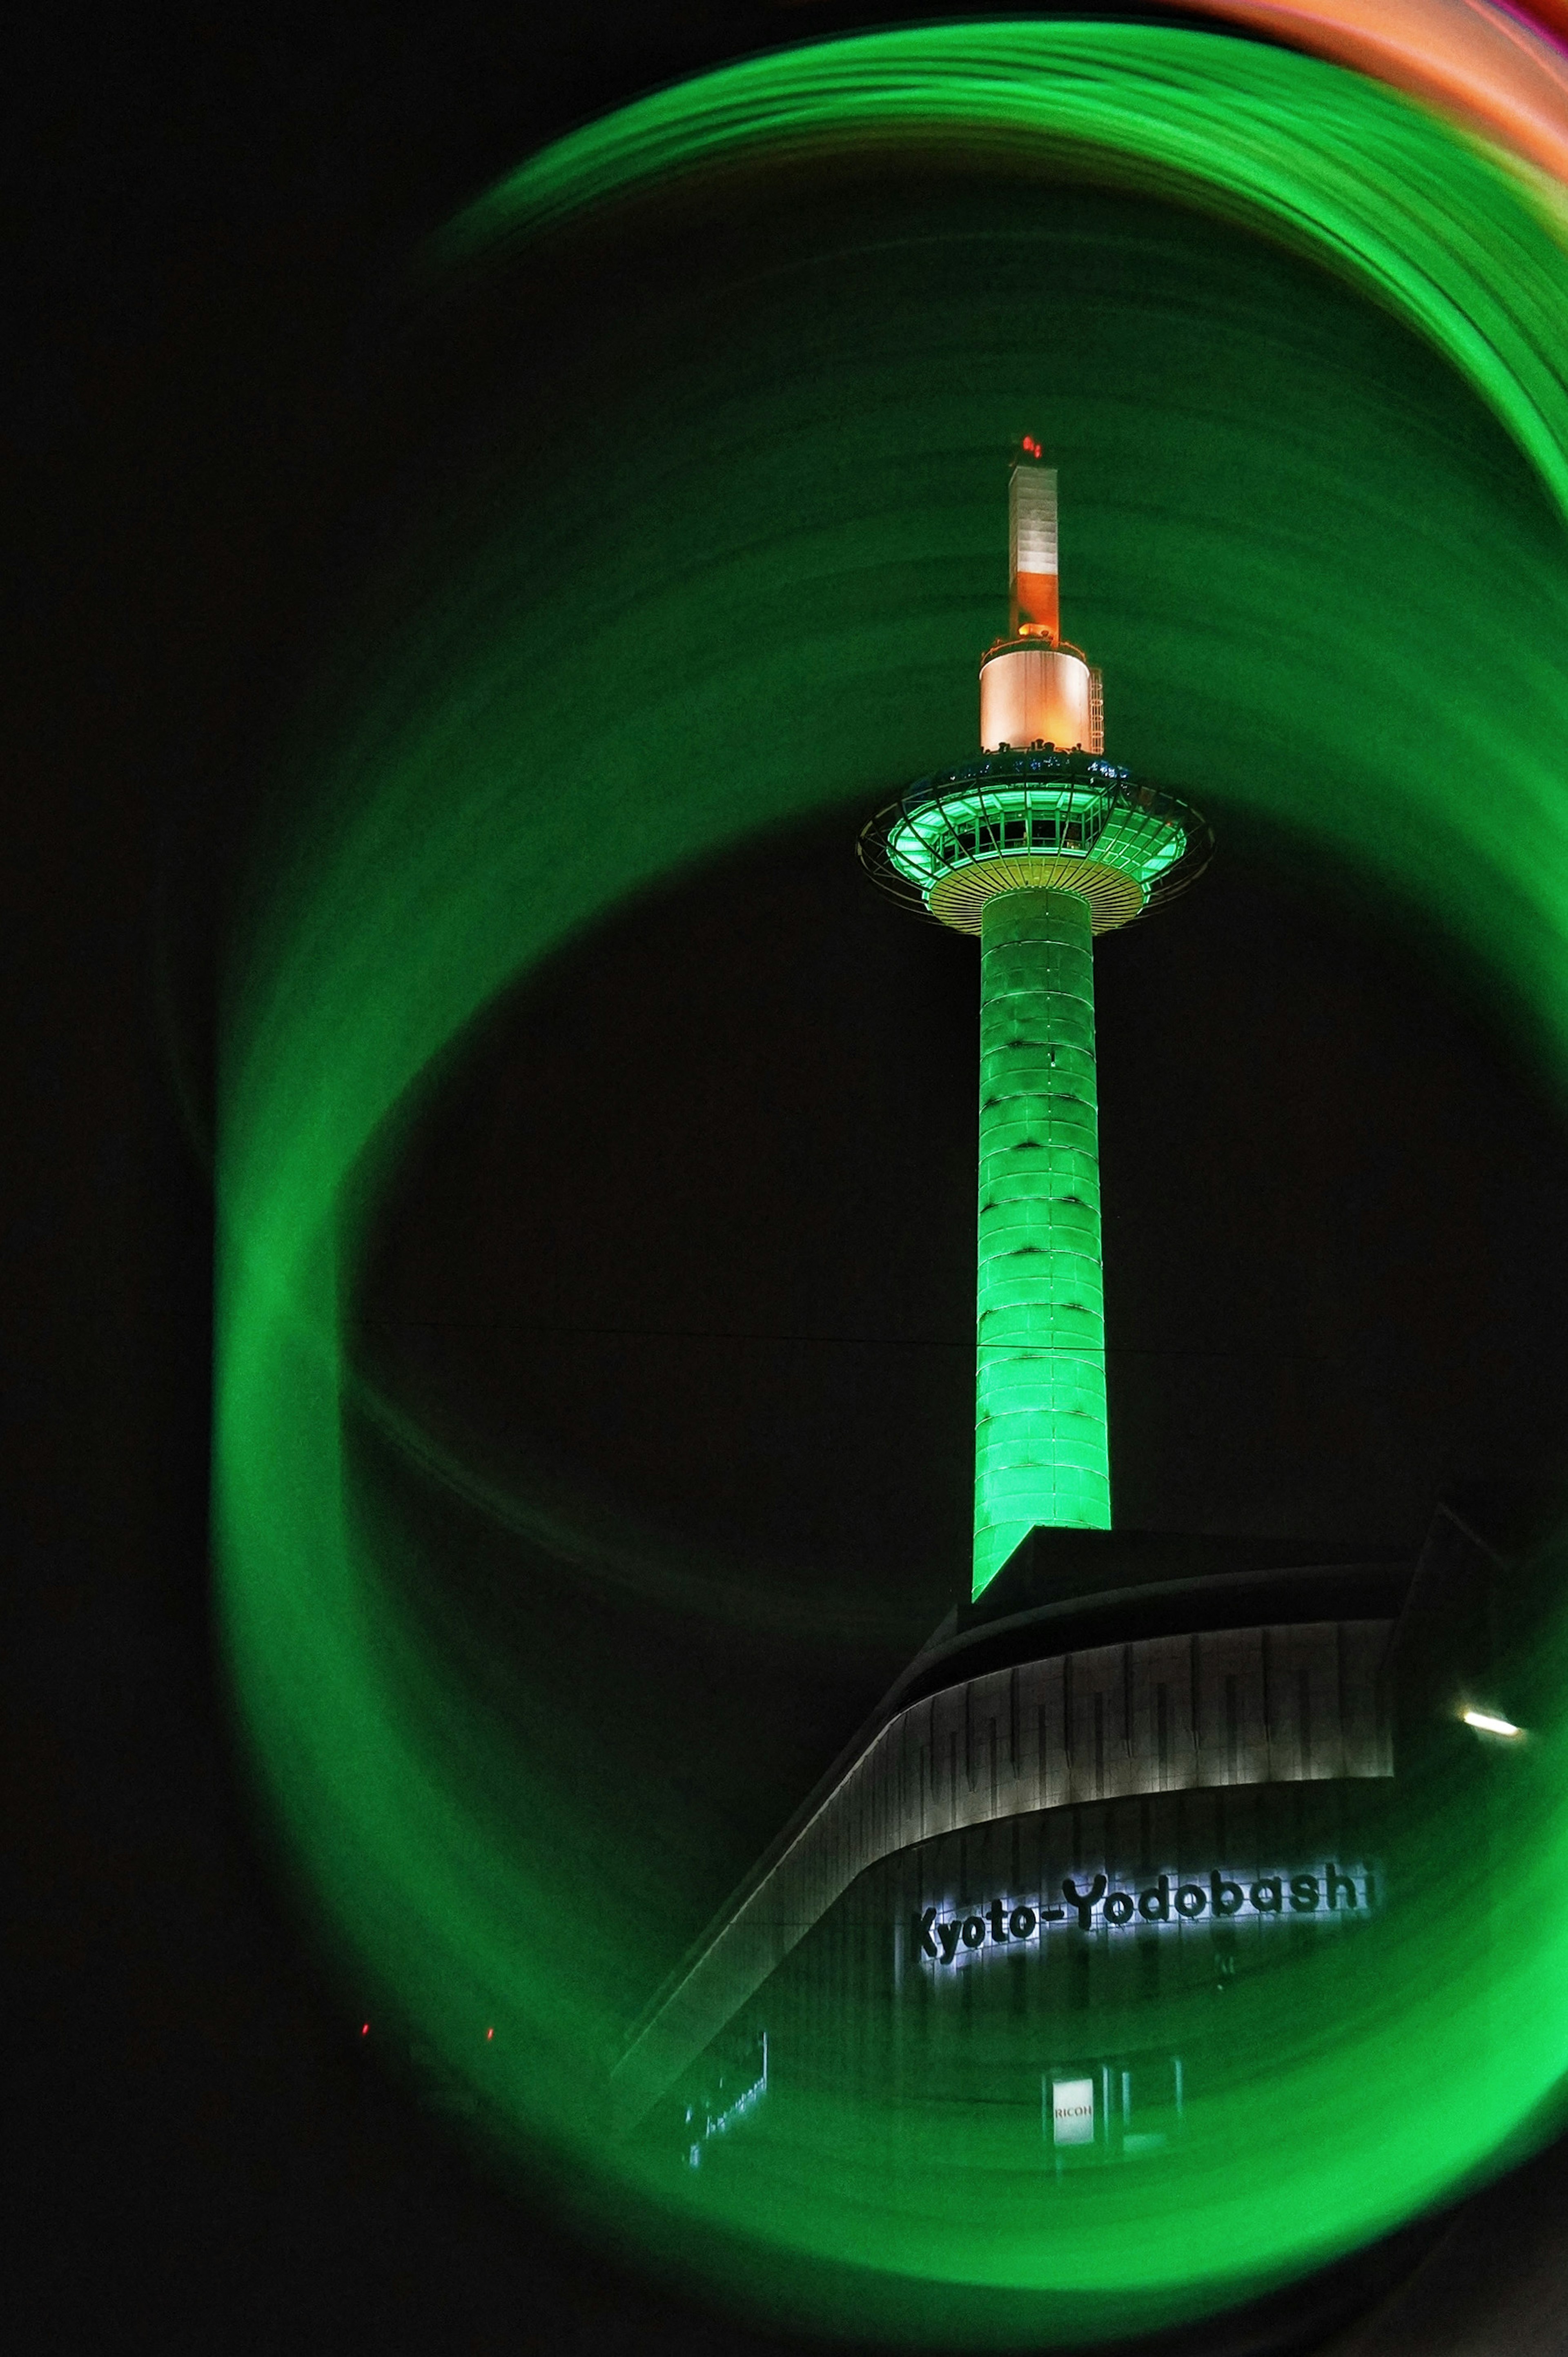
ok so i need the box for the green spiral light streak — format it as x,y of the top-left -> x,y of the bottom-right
215,21 -> 1568,2344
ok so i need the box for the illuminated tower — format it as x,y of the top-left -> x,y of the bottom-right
615,451 -> 1414,2159
860,450 -> 1209,1595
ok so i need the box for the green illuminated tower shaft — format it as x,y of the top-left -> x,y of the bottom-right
976,887 -> 1108,1593
863,450 -> 1205,1598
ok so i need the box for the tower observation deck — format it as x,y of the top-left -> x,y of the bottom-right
860,450 -> 1210,1595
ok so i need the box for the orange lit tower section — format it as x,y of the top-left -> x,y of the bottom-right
982,451 -> 1102,769
861,449 -> 1210,1595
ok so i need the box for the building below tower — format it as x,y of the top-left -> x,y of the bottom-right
614,1506 -> 1507,2181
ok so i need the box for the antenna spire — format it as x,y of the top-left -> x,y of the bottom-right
1010,443 -> 1059,641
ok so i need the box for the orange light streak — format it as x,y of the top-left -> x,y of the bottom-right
1178,0 -> 1568,195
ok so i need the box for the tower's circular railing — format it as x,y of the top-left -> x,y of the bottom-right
859,750 -> 1212,936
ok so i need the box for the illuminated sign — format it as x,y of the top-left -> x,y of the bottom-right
1045,2054 -> 1187,2164
1051,2076 -> 1096,2146
912,1863 -> 1376,1967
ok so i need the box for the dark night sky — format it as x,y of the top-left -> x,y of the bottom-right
15,4 -> 1568,2350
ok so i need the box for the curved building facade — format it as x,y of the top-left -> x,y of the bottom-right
615,1529 -> 1414,2145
